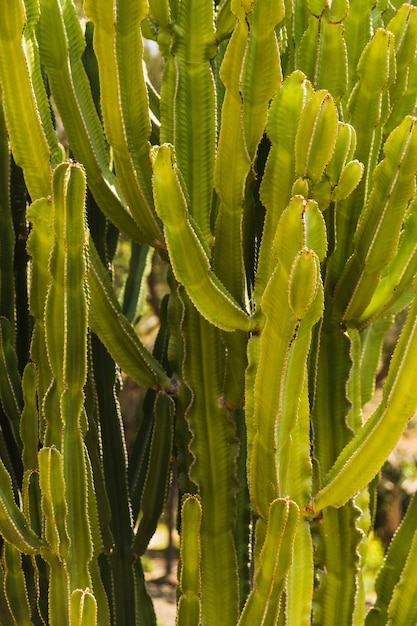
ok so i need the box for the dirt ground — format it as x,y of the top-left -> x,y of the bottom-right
145,551 -> 177,626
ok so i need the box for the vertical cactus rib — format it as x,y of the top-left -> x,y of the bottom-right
346,28 -> 396,210
152,144 -> 254,332
89,333 -> 155,626
255,71 -> 313,302
37,0 -> 145,242
84,0 -> 163,245
133,392 -> 174,556
238,498 -> 299,626
177,495 -> 202,626
285,376 -> 314,625
384,4 -> 417,134
334,115 -> 417,325
249,196 -> 324,519
20,364 -> 39,472
359,201 -> 417,326
88,240 -> 171,390
0,0 -> 51,199
298,6 -> 348,100
0,456 -> 42,554
0,318 -> 23,450
366,490 -> 417,625
70,589 -> 97,626
3,542 -> 32,626
314,276 -> 417,512
213,0 -> 251,305
0,102 -> 15,325
41,163 -> 93,594
170,0 -> 217,243
241,0 -> 285,160
343,0 -> 376,94
311,504 -> 363,626
180,292 -> 239,626
38,447 -> 69,560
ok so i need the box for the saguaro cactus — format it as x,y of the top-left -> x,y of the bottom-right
2,1 -> 417,624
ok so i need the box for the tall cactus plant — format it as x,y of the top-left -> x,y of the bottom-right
2,0 -> 417,624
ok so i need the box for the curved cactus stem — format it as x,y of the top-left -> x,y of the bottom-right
238,499 -> 299,626
180,290 -> 240,626
177,495 -> 202,626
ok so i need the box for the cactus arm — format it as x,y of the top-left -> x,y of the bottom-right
36,0 -> 144,243
0,456 -> 42,554
88,239 -> 171,390
180,292 -> 239,626
298,8 -> 348,100
38,447 -> 69,560
347,28 -> 396,206
44,164 -> 88,391
47,554 -> 71,626
42,163 -> 92,591
343,0 -> 375,94
70,589 -> 97,626
213,1 -> 251,303
213,0 -> 281,405
133,392 -> 174,556
83,447 -> 111,626
384,5 -> 417,134
278,287 -> 323,499
334,27 -> 396,281
366,490 -> 417,625
358,201 -> 417,325
311,504 -> 363,626
255,72 -> 313,301
23,0 -> 62,167
3,543 -> 32,626
314,278 -> 417,512
0,0 -> 51,198
153,0 -> 217,242
170,0 -> 217,243
83,0 -> 163,245
295,90 -> 338,184
249,262 -> 298,517
237,499 -> 299,625
152,144 -> 254,332
121,243 -> 152,324
249,196 -> 324,519
20,364 -> 39,472
334,116 -> 417,325
0,318 -> 23,450
287,521 -> 314,625
285,376 -> 314,625
0,103 -> 15,325
177,495 -> 202,626
241,0 -> 285,160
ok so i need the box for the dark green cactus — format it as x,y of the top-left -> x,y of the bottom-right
2,1 -> 417,624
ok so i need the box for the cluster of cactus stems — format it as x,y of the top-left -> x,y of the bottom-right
3,0 -> 417,624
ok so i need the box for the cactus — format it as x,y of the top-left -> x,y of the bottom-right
2,1 -> 417,624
